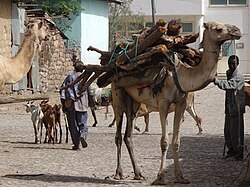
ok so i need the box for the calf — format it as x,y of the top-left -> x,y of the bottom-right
24,101 -> 44,144
40,100 -> 56,144
53,103 -> 68,143
40,100 -> 67,144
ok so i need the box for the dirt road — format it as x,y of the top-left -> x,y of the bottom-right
0,84 -> 250,187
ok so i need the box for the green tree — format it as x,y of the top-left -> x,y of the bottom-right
18,0 -> 82,17
109,0 -> 144,50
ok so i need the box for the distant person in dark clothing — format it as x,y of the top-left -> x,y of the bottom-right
214,55 -> 245,161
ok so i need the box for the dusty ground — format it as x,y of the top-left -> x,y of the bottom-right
1,84 -> 250,187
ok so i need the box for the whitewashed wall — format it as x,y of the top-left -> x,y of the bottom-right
131,0 -> 250,76
81,0 -> 109,65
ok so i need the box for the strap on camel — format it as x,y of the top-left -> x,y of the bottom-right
167,51 -> 185,93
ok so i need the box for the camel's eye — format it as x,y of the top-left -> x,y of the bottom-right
216,28 -> 223,32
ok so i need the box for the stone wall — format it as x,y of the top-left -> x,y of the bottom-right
0,0 -> 12,57
0,0 -> 13,94
39,26 -> 74,93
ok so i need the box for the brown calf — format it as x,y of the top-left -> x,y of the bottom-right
40,100 -> 56,144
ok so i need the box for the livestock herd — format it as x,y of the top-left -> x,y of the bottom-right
24,85 -> 250,145
24,99 -> 68,144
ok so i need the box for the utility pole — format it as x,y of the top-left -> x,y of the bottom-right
151,0 -> 156,25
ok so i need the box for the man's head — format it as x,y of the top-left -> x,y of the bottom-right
228,55 -> 239,72
73,61 -> 84,72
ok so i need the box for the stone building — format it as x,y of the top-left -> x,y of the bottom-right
0,1 -> 74,95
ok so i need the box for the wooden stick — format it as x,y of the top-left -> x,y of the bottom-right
115,27 -> 167,66
78,71 -> 103,94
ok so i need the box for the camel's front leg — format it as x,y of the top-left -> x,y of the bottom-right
172,100 -> 190,184
152,102 -> 171,185
114,114 -> 124,180
112,84 -> 126,180
124,97 -> 144,180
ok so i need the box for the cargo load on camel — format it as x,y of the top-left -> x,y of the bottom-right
61,18 -> 202,94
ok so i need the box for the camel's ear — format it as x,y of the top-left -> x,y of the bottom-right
203,22 -> 209,30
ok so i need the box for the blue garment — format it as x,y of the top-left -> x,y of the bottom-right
60,71 -> 89,148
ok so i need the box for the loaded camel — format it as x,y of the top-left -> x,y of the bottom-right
0,19 -> 48,89
106,21 -> 241,184
62,20 -> 241,184
108,22 -> 241,184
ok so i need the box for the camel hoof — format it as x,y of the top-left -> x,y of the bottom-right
134,173 -> 146,180
108,124 -> 114,127
152,174 -> 167,185
114,174 -> 124,180
175,176 -> 190,184
142,131 -> 149,135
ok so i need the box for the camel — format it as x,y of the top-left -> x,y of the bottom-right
133,92 -> 202,135
0,19 -> 48,89
110,21 -> 241,184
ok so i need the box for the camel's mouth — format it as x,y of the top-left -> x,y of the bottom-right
231,34 -> 241,40
228,25 -> 242,40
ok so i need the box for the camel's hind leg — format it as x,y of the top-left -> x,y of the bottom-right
124,95 -> 144,180
185,99 -> 202,135
152,101 -> 171,185
172,99 -> 189,184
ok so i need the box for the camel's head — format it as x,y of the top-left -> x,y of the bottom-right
26,19 -> 49,44
203,22 -> 241,44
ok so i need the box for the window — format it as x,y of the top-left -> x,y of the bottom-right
221,41 -> 234,57
182,23 -> 193,33
210,0 -> 246,5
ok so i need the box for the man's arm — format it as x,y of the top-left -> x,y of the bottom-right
214,74 -> 245,90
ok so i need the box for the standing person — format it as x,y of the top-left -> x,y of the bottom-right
60,60 -> 89,150
214,55 -> 245,161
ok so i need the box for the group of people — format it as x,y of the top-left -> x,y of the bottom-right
60,48 -> 247,159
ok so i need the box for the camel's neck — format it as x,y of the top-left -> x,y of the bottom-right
14,33 -> 38,67
6,32 -> 39,83
176,32 -> 220,92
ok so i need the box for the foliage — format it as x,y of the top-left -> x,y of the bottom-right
109,0 -> 145,50
18,0 -> 83,17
